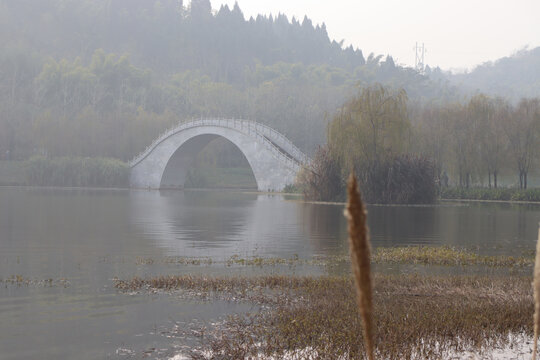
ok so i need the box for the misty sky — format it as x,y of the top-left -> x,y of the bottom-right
218,0 -> 540,71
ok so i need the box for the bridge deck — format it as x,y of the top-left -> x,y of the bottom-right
130,118 -> 310,169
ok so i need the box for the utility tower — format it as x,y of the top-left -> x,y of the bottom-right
414,42 -> 426,73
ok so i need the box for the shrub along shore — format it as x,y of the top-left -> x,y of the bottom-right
24,156 -> 129,188
440,187 -> 540,202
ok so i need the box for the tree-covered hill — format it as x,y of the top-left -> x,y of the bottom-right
0,0 -> 459,161
443,46 -> 540,102
0,0 -> 367,82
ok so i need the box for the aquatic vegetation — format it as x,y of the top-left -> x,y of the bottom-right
131,247 -> 533,270
225,254 -> 299,267
372,246 -> 533,267
115,274 -> 533,359
133,254 -> 302,267
136,256 -> 214,266
0,275 -> 70,287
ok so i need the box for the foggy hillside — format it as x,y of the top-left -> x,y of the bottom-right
0,0 -> 461,162
442,47 -> 540,102
1,0 -> 366,80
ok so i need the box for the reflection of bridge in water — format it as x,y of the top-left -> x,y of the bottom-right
130,119 -> 310,191
129,191 -> 328,259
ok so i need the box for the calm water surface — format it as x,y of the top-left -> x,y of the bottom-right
0,187 -> 539,359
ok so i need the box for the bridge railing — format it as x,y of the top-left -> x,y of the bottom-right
247,122 -> 309,165
129,118 -> 308,170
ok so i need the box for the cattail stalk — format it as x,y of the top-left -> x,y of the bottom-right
345,173 -> 375,360
533,223 -> 540,359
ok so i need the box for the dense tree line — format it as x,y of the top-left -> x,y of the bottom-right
0,0 -> 367,81
414,95 -> 540,189
303,84 -> 540,203
2,0 -> 538,196
0,0 -> 458,163
0,52 -> 352,160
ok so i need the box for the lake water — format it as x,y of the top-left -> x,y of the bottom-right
0,187 -> 539,359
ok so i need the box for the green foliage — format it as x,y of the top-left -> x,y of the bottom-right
24,156 -> 129,187
328,83 -> 410,169
35,51 -> 151,115
509,189 -> 540,202
282,183 -> 302,194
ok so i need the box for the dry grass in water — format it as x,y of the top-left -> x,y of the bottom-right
0,275 -> 71,287
133,247 -> 534,270
115,274 -> 533,359
372,246 -> 533,267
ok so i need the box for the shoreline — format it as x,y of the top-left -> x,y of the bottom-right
0,184 -> 304,197
5,183 -> 540,206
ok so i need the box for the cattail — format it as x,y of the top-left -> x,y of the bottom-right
533,223 -> 540,359
345,173 -> 375,360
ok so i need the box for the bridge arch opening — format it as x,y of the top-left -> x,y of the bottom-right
160,134 -> 257,190
130,119 -> 304,191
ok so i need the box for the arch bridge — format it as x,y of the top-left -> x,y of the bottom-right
129,118 -> 310,191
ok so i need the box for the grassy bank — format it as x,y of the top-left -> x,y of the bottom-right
25,156 -> 129,188
440,187 -> 540,202
116,273 -> 533,359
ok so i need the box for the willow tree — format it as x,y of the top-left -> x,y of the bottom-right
328,83 -> 410,172
472,96 -> 509,188
412,103 -> 452,185
466,94 -> 502,188
504,98 -> 540,189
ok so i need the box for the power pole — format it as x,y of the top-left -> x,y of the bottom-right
413,42 -> 426,73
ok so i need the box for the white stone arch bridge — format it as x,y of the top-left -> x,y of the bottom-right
129,118 -> 310,191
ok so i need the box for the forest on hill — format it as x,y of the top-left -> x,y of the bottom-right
2,0 -> 539,193
444,46 -> 540,102
0,0 -> 458,162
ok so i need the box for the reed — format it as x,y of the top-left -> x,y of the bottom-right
533,223 -> 540,359
345,173 -> 375,360
116,273 -> 534,359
